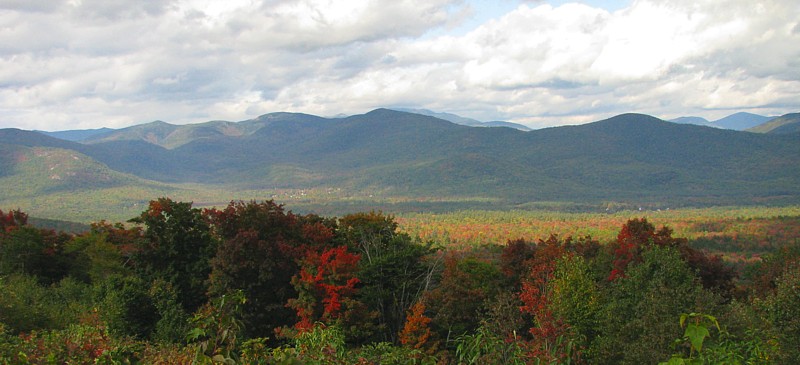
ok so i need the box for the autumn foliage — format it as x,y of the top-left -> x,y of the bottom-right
399,301 -> 436,353
289,246 -> 361,330
1,201 -> 798,364
0,209 -> 27,233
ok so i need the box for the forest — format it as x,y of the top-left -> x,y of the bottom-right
1,199 -> 799,364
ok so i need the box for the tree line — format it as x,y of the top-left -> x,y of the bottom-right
0,199 -> 798,364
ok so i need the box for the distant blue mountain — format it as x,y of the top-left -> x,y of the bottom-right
670,116 -> 712,127
670,112 -> 776,131
39,128 -> 115,142
711,112 -> 772,131
391,108 -> 531,131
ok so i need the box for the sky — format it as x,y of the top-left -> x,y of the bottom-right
1,0 -> 798,131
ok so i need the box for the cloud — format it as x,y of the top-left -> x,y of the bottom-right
0,0 -> 798,130
446,0 -> 800,124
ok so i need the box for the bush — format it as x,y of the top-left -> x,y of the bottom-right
763,263 -> 800,364
95,275 -> 159,340
0,274 -> 93,334
9,324 -> 136,364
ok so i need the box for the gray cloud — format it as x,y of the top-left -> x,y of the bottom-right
0,0 -> 64,13
68,0 -> 175,21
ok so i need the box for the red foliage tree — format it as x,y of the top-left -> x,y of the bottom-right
501,238 -> 537,287
0,208 -> 27,233
207,201 -> 306,338
518,236 -> 571,360
289,245 -> 361,331
206,200 -> 344,339
608,218 -> 734,296
609,218 -> 686,280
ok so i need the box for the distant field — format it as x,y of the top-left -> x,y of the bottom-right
0,183 -> 506,223
4,182 -> 799,265
396,206 -> 800,262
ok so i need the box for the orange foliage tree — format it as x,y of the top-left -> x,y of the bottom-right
399,300 -> 437,353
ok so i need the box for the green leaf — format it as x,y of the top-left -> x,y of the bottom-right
659,355 -> 687,365
679,313 -> 690,328
684,323 -> 710,352
187,327 -> 205,341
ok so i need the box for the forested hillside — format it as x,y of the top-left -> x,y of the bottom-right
1,200 -> 798,364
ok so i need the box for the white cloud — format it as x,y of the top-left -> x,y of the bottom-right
0,0 -> 798,130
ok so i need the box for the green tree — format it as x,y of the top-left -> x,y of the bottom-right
763,263 -> 800,364
0,225 -> 73,284
425,251 -> 505,345
548,254 -> 601,350
0,274 -> 94,334
64,231 -> 128,284
96,274 -> 159,339
609,218 -> 735,297
591,246 -> 722,364
129,198 -> 216,313
341,211 -> 436,344
187,290 -> 246,364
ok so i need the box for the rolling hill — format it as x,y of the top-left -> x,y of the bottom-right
1,109 -> 799,221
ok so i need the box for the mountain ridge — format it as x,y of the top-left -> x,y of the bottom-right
1,109 -> 799,219
747,113 -> 800,134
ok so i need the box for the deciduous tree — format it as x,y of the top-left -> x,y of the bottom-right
129,198 -> 216,313
340,211 -> 436,344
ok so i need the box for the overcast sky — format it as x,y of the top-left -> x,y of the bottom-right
1,0 -> 798,131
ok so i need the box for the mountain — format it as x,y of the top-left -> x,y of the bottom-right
669,116 -> 712,127
711,112 -> 772,130
391,108 -> 532,131
747,113 -> 800,134
0,142 -> 172,197
1,109 -> 799,220
82,113 -> 327,149
482,121 -> 533,130
39,127 -> 115,142
0,134 -> 183,222
0,128 -> 88,150
0,144 -> 122,195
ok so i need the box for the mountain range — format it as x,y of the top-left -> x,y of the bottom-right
669,112 -> 776,130
1,109 -> 799,221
